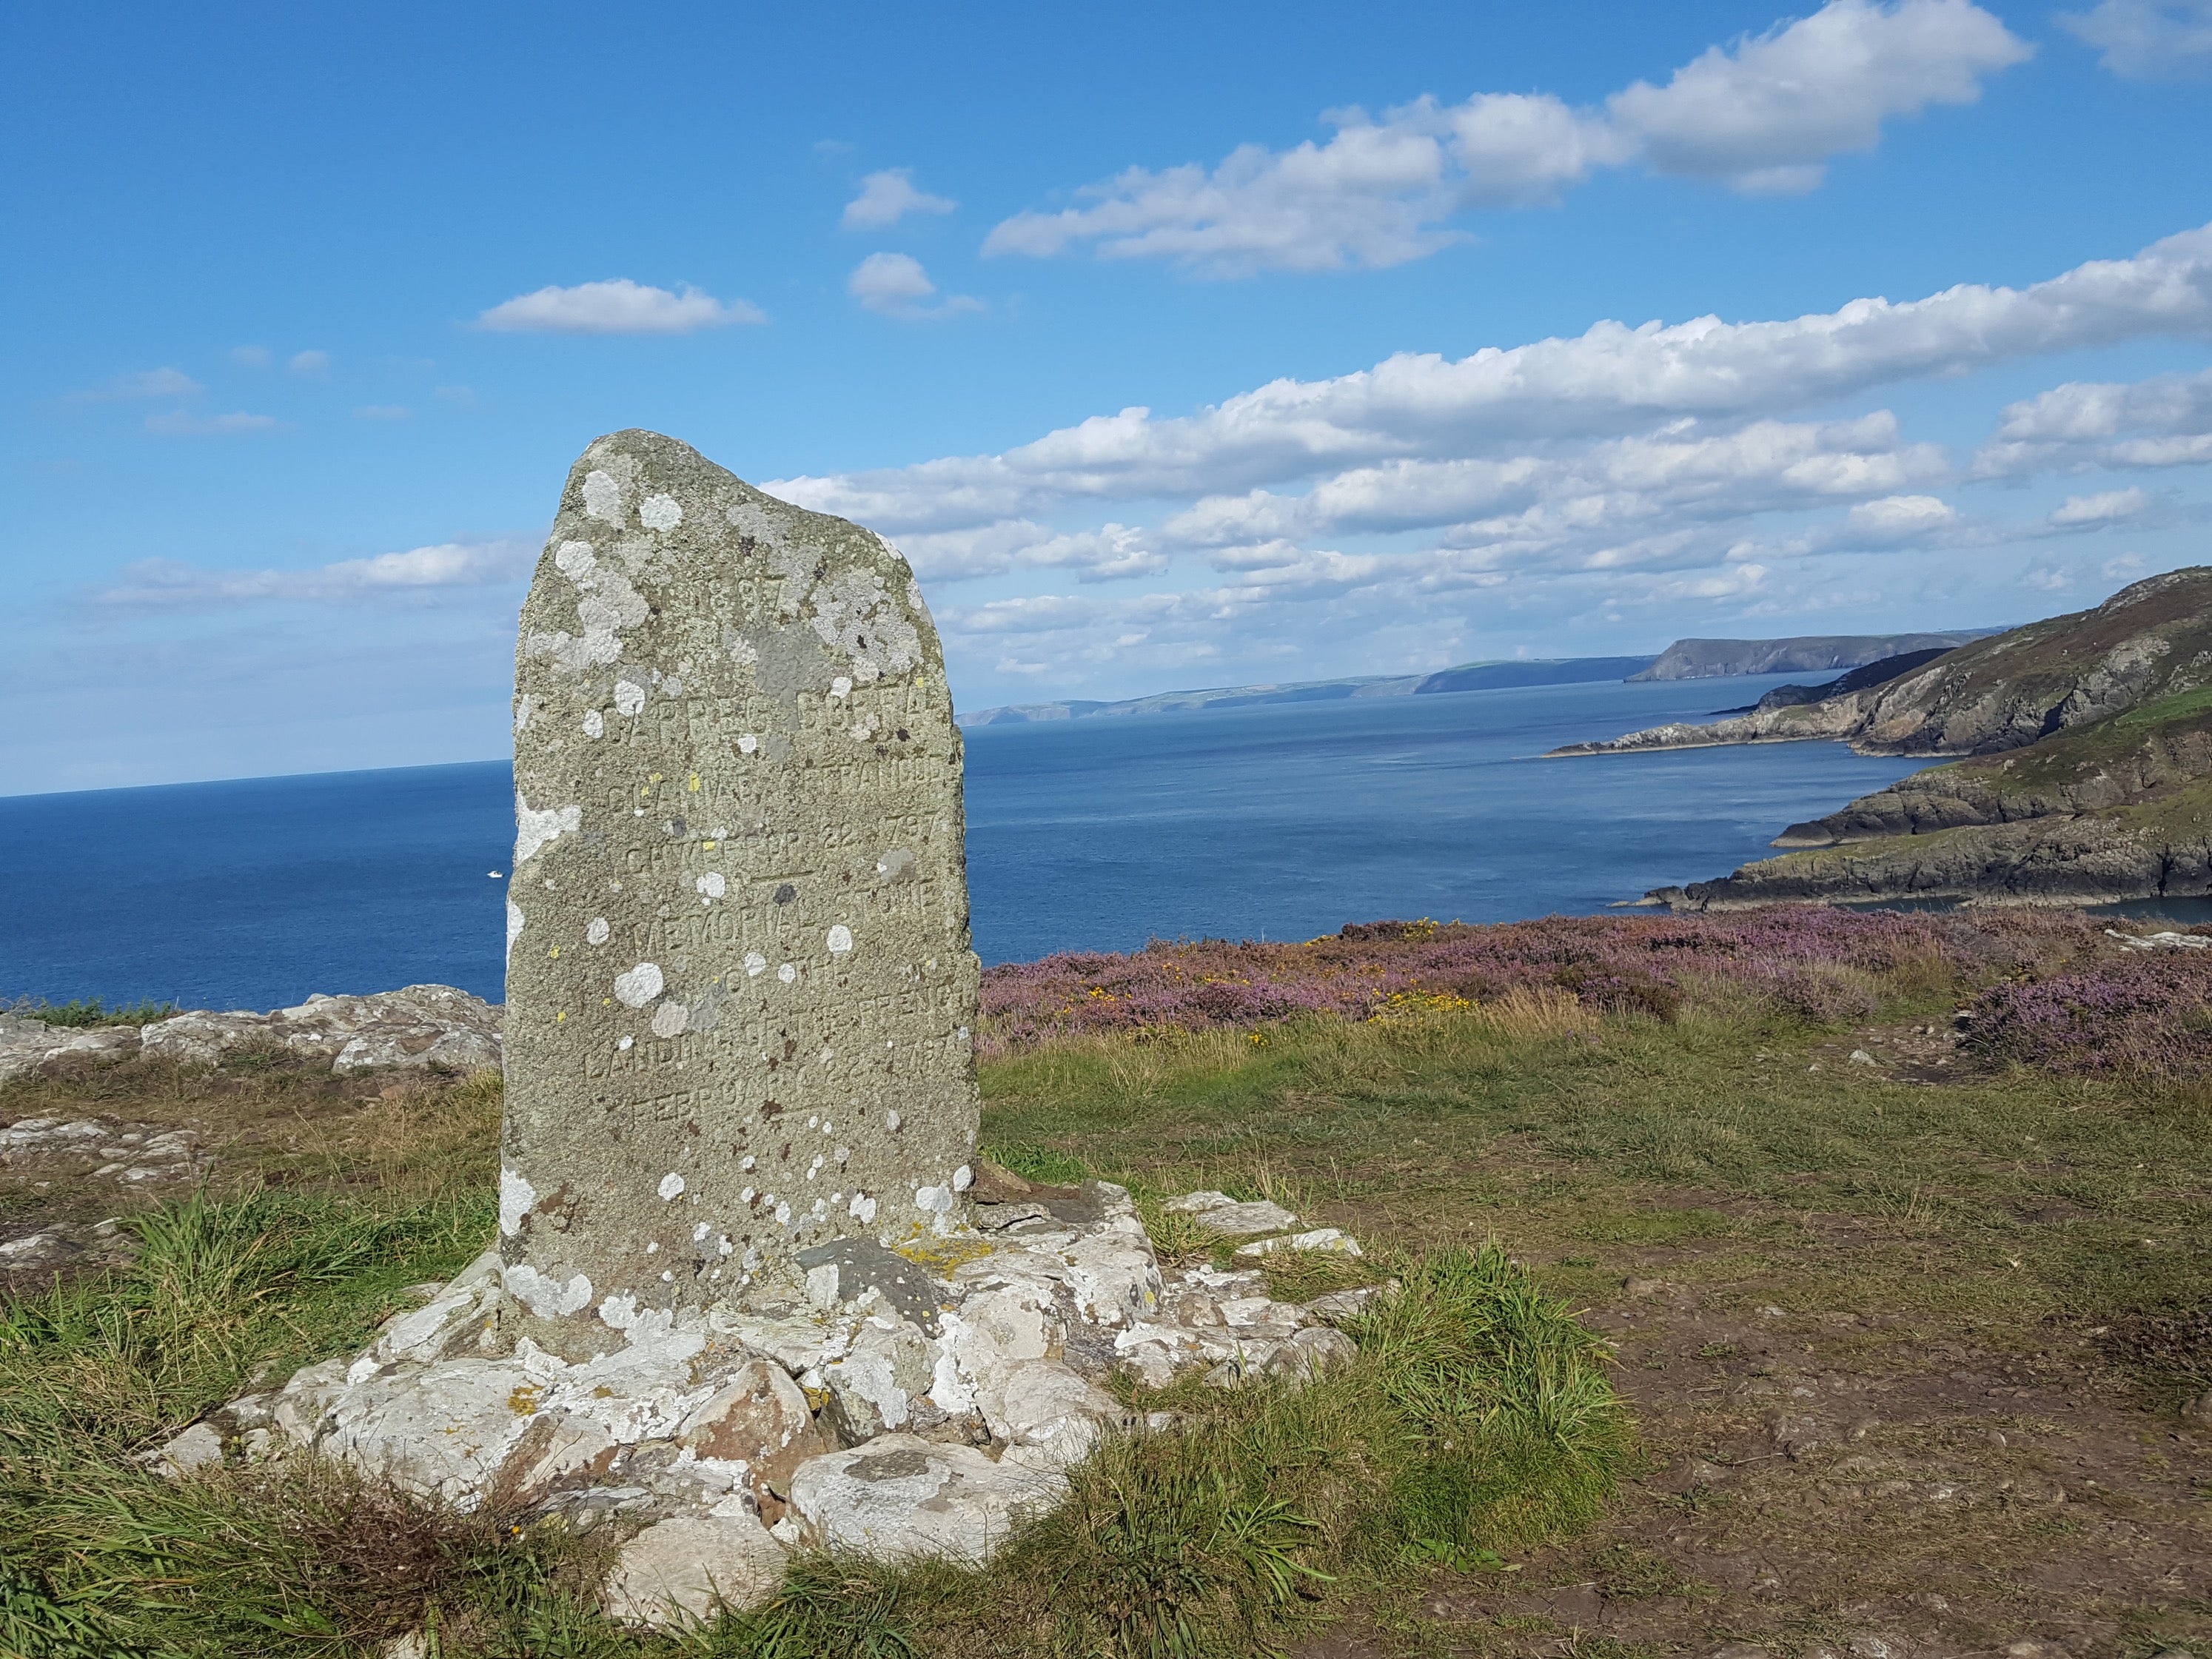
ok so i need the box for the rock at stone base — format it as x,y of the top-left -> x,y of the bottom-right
141,1420 -> 224,1478
976,1360 -> 1125,1469
1302,1287 -> 1383,1323
496,1412 -> 621,1506
821,1316 -> 939,1444
1234,1227 -> 1362,1259
1164,1191 -> 1301,1236
788,1434 -> 1068,1563
602,1514 -> 788,1629
1263,1326 -> 1358,1383
677,1360 -> 825,1504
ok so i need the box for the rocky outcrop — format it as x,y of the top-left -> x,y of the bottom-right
1559,569 -> 2212,760
1626,630 -> 1991,682
156,1176 -> 1373,1627
0,986 -> 501,1084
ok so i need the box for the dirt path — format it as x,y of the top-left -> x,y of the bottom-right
1307,1226 -> 2211,1658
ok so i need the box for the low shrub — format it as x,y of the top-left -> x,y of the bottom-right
1961,951 -> 2212,1078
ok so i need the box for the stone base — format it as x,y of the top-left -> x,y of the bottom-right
168,1182 -> 1369,1628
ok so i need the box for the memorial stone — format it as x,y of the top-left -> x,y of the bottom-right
500,430 -> 980,1344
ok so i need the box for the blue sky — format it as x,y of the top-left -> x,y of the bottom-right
6,0 -> 2212,793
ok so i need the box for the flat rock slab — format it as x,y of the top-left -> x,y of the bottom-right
786,1433 -> 1068,1562
1163,1190 -> 1299,1236
603,1514 -> 788,1629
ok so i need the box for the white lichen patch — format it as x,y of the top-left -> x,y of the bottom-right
523,538 -> 648,674
737,734 -> 758,755
743,951 -> 767,977
639,492 -> 683,532
583,708 -> 605,739
614,679 -> 647,717
827,925 -> 854,954
515,795 -> 582,864
697,873 -> 725,899
808,566 -> 922,685
504,1264 -> 593,1318
614,962 -> 665,1008
658,1172 -> 687,1201
586,917 -> 610,945
582,469 -> 625,525
513,694 -> 537,734
651,1001 -> 689,1038
500,1168 -> 537,1236
506,899 -> 525,968
777,963 -> 797,985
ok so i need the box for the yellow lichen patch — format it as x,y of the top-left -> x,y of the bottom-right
688,772 -> 700,792
507,1384 -> 541,1415
892,1231 -> 994,1273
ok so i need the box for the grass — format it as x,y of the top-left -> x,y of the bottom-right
7,997 -> 178,1029
3,926 -> 2208,1655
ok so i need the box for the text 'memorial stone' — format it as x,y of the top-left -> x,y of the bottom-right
501,430 -> 980,1332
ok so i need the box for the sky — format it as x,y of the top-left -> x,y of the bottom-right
6,0 -> 2212,794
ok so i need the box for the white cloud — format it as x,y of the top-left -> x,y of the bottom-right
848,253 -> 983,320
144,410 -> 283,436
75,367 -> 201,401
2105,552 -> 2148,578
888,520 -> 1164,581
354,404 -> 413,420
476,279 -> 765,335
287,349 -> 330,375
1605,0 -> 2030,192
94,539 -> 535,608
983,0 -> 2028,275
2060,0 -> 2212,78
2049,486 -> 2149,525
229,346 -> 272,369
1976,366 -> 2212,475
779,221 -> 2212,532
842,169 -> 958,229
751,221 -> 2212,693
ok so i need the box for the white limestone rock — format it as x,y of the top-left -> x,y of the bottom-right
602,1514 -> 788,1629
788,1435 -> 1068,1563
1264,1325 -> 1358,1383
1163,1191 -> 1300,1236
1234,1227 -> 1362,1259
142,1420 -> 225,1478
975,1359 -> 1125,1469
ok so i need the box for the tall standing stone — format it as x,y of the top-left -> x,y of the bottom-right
500,430 -> 980,1340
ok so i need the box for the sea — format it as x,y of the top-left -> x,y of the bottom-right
0,675 -> 1942,1012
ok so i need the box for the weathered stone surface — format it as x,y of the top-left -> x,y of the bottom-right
138,987 -> 500,1072
787,1434 -> 1067,1562
976,1359 -> 1125,1469
1163,1190 -> 1299,1236
500,430 -> 980,1335
1234,1227 -> 1363,1259
1264,1325 -> 1359,1383
675,1359 -> 824,1496
603,1514 -> 788,1629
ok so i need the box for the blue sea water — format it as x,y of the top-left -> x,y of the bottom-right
0,676 -> 1933,1011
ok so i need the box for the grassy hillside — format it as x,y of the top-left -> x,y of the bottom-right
3,909 -> 2209,1655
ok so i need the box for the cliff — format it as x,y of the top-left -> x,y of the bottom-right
1622,569 -> 2212,909
1625,630 -> 1994,681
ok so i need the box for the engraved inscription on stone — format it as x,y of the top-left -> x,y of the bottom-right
500,429 -> 980,1333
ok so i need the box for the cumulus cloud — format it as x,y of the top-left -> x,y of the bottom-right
780,221 -> 2212,532
2049,486 -> 2150,526
848,253 -> 983,319
888,520 -> 1165,581
75,367 -> 201,401
476,279 -> 765,335
144,410 -> 283,437
842,168 -> 958,229
984,0 -> 2028,274
753,221 -> 2212,691
94,539 -> 536,609
1975,366 -> 2212,475
2060,0 -> 2212,78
